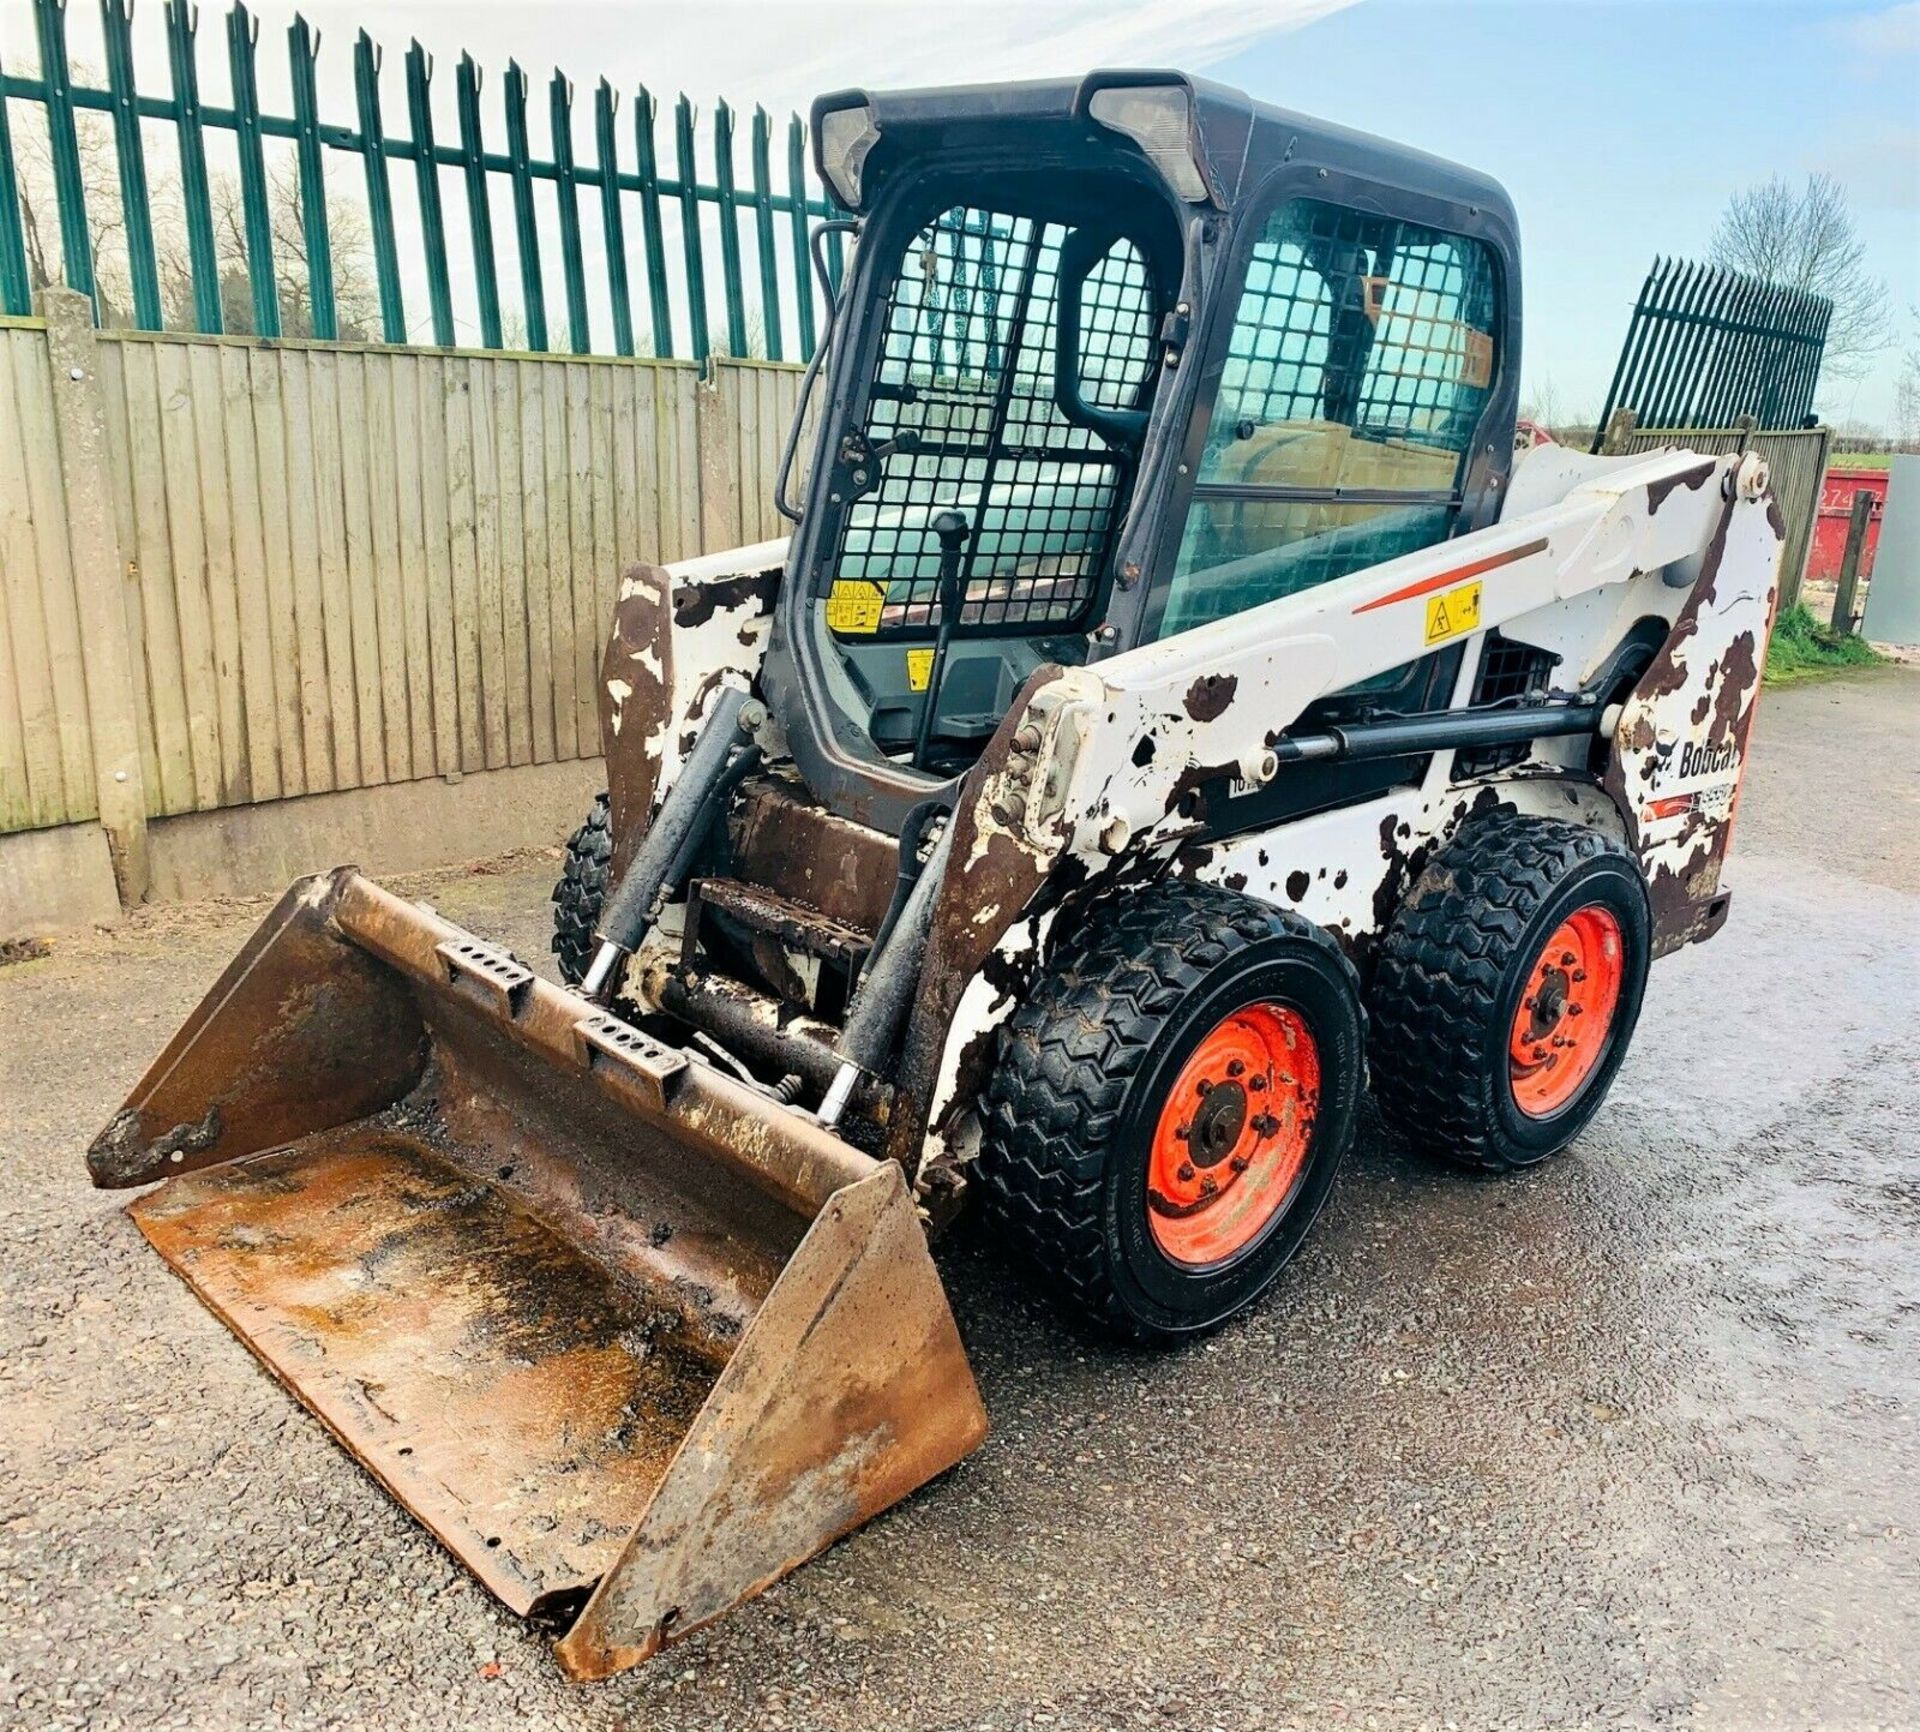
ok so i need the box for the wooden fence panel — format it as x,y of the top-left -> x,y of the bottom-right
2,323 -> 804,839
1621,424 -> 1831,608
0,323 -> 95,829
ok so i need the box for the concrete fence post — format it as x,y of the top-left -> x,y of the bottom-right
38,288 -> 150,904
1599,407 -> 1639,456
694,358 -> 738,555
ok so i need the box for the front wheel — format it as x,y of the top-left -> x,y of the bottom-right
978,881 -> 1366,1343
1370,814 -> 1652,1172
551,792 -> 612,985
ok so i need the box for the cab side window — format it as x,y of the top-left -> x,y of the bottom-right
1156,198 -> 1498,639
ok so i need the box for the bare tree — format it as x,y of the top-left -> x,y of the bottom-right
9,64 -> 133,324
1894,306 -> 1920,452
1709,173 -> 1889,379
8,58 -> 378,343
156,156 -> 380,341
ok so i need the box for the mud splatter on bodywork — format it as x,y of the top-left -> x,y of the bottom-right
600,539 -> 789,876
1603,457 -> 1784,955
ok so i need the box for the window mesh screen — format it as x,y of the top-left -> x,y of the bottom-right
1455,632 -> 1560,777
1206,199 -> 1497,459
830,207 -> 1154,640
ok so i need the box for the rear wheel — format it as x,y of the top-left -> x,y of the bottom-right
1371,814 -> 1651,1172
979,881 -> 1365,1342
551,793 -> 612,985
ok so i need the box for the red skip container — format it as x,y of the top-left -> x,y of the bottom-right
1808,465 -> 1889,583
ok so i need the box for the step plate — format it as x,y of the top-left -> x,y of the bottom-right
129,1132 -> 721,1616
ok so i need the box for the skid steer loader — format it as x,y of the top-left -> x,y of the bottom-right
91,71 -> 1786,1679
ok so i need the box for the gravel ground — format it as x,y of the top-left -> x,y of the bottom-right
2,666 -> 1915,1732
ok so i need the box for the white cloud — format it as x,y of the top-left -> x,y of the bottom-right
1846,0 -> 1920,55
214,0 -> 1360,123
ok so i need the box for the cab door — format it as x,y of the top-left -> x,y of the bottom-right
1139,190 -> 1515,826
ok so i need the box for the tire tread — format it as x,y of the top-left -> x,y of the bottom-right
979,880 -> 1360,1337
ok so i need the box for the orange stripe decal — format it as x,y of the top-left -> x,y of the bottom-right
1353,536 -> 1550,614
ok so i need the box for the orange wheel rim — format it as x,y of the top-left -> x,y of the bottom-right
1146,1003 -> 1320,1268
1507,905 -> 1625,1117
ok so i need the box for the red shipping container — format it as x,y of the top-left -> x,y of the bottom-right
1808,465 -> 1889,582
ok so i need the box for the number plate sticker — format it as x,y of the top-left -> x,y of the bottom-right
1424,579 -> 1482,645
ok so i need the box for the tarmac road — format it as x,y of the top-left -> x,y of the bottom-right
2,666 -> 1915,1732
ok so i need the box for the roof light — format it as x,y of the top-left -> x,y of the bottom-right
1088,85 -> 1209,204
818,103 -> 881,208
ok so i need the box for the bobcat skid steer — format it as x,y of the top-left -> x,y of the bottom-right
91,72 -> 1785,1679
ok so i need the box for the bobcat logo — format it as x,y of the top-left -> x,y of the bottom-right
1676,739 -> 1738,780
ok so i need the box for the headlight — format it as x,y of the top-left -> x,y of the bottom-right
1088,85 -> 1209,204
818,103 -> 881,208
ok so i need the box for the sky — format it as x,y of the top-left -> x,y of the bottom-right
3,0 -> 1915,427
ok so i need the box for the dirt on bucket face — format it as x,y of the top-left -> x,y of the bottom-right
90,866 -> 987,1679
130,1125 -> 721,1618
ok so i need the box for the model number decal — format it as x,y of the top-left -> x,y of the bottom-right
1424,579 -> 1482,644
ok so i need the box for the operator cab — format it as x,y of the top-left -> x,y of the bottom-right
763,73 -> 1520,834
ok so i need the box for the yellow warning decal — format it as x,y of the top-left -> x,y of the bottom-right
906,647 -> 935,692
1424,579 -> 1482,645
825,580 -> 886,635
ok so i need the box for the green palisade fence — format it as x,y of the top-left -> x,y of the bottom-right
0,0 -> 843,359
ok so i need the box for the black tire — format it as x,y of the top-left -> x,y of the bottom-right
551,792 -> 612,985
978,881 -> 1366,1343
1371,814 -> 1652,1173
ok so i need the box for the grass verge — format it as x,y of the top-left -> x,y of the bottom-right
1765,602 -> 1887,685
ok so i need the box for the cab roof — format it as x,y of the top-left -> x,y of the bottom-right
811,69 -> 1515,233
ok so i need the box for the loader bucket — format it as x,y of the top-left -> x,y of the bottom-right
89,868 -> 986,1680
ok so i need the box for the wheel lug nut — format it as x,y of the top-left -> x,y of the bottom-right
1196,1079 -> 1213,1097
1199,1175 -> 1218,1197
1226,1059 -> 1245,1078
1532,1045 -> 1547,1060
1252,1113 -> 1279,1137
1568,1004 -> 1583,1017
1572,969 -> 1588,983
1174,1124 -> 1190,1141
1560,951 -> 1576,966
1523,996 -> 1536,1011
1249,1075 -> 1267,1091
1230,1155 -> 1250,1173
1177,1161 -> 1195,1182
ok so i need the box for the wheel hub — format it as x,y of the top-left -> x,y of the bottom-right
1188,1080 -> 1248,1167
1508,906 -> 1625,1117
1147,1004 -> 1321,1268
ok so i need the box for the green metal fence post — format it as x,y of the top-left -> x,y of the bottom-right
352,30 -> 406,343
226,2 -> 280,337
287,14 -> 336,339
593,80 -> 633,356
547,71 -> 590,354
711,101 -> 747,357
673,94 -> 709,361
502,60 -> 547,350
633,85 -> 672,358
32,0 -> 96,302
0,45 -> 38,315
748,107 -> 783,361
786,113 -> 815,359
404,42 -> 455,346
163,0 -> 222,332
100,0 -> 162,328
454,54 -> 501,349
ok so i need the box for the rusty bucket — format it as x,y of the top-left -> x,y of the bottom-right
89,868 -> 986,1680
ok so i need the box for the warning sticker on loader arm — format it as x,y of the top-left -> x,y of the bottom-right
1424,579 -> 1482,645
